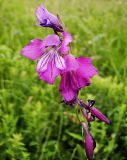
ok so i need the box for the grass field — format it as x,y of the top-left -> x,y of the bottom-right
0,0 -> 127,159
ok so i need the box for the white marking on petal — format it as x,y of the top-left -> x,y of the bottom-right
55,52 -> 66,70
36,51 -> 52,72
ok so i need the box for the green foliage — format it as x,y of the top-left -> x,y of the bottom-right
0,0 -> 127,159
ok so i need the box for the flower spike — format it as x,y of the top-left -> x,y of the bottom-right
21,3 -> 110,160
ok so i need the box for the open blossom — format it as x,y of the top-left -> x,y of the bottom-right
21,32 -> 72,84
36,4 -> 63,32
22,34 -> 66,84
82,122 -> 96,160
59,54 -> 98,104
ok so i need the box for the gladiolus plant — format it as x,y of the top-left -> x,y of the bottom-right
21,4 -> 110,160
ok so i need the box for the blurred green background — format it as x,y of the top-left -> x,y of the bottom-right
0,0 -> 127,159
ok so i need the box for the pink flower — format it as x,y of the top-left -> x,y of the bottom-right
36,4 -> 63,32
36,50 -> 66,84
82,122 -> 96,160
21,32 -> 72,84
21,34 -> 66,84
59,54 -> 98,104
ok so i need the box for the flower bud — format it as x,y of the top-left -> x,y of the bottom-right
82,123 -> 96,160
91,107 -> 110,125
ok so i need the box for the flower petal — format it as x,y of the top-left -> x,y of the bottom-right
59,72 -> 78,102
59,54 -> 97,103
60,32 -> 72,54
91,107 -> 110,125
47,10 -> 62,28
55,53 -> 66,70
42,34 -> 60,47
36,4 -> 47,24
60,89 -> 78,103
76,72 -> 91,88
38,52 -> 60,84
76,57 -> 98,78
36,51 -> 51,72
63,55 -> 91,89
21,39 -> 43,60
63,54 -> 79,71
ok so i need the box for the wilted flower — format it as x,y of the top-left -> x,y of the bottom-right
91,106 -> 110,124
82,122 -> 96,160
78,99 -> 110,124
36,4 -> 63,32
59,54 -> 98,104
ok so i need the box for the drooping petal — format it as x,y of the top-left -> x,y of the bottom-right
42,34 -> 61,47
59,72 -> 78,102
36,4 -> 63,32
38,59 -> 60,84
59,54 -> 93,103
91,107 -> 110,125
21,39 -> 43,60
76,57 -> 98,78
82,123 -> 96,160
60,88 -> 78,103
59,32 -> 72,54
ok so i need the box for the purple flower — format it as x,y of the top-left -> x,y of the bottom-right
36,4 -> 63,32
59,54 -> 98,104
82,122 -> 96,160
21,34 -> 66,84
